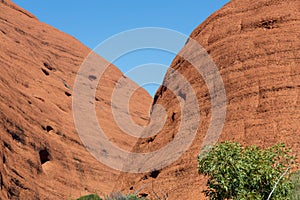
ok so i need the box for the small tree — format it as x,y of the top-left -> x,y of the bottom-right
198,142 -> 295,200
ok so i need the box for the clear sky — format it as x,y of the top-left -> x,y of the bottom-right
12,0 -> 229,96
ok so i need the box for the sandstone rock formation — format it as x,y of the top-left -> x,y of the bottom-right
1,0 -> 299,199
0,0 -> 152,199
117,0 -> 300,199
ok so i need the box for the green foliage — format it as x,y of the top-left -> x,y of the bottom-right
124,194 -> 145,200
77,192 -> 146,200
77,194 -> 102,200
289,171 -> 300,199
105,192 -> 146,200
198,142 -> 295,200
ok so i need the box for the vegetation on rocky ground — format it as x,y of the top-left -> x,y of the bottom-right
78,142 -> 300,200
77,192 -> 147,200
198,142 -> 296,200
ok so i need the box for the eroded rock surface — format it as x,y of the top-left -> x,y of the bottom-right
0,1 -> 152,199
117,0 -> 300,199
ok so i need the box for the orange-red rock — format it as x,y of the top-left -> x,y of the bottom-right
0,0 -> 299,199
117,0 -> 300,199
0,0 -> 151,199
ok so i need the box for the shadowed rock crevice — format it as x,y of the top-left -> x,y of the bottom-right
153,85 -> 167,105
171,112 -> 176,121
0,172 -> 3,190
8,185 -> 20,199
41,68 -> 49,76
42,125 -> 54,133
3,142 -> 12,151
258,19 -> 278,29
43,62 -> 55,71
149,169 -> 160,179
64,91 -> 71,97
39,149 -> 51,165
5,120 -> 26,145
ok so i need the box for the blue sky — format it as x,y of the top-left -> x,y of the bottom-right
12,0 -> 229,96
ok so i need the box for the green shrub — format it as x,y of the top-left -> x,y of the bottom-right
77,194 -> 102,200
105,192 -> 146,200
198,142 -> 295,200
77,192 -> 146,200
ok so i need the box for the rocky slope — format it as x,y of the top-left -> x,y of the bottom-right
0,0 -> 299,199
117,0 -> 300,199
0,0 -> 152,199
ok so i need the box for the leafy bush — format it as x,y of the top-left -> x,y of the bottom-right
198,142 -> 295,200
77,194 -> 102,200
105,192 -> 146,200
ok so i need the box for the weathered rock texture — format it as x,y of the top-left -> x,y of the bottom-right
0,0 -> 152,199
1,0 -> 300,199
117,0 -> 300,199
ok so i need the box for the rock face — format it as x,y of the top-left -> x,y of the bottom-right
1,0 -> 300,199
117,0 -> 300,199
0,0 -> 152,199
